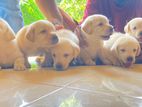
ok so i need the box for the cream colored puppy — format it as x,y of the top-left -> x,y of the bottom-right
104,33 -> 141,67
124,18 -> 142,42
79,14 -> 113,65
124,18 -> 142,62
0,19 -> 26,70
42,29 -> 80,71
16,20 -> 59,67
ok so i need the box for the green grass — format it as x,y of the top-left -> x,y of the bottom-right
20,0 -> 86,25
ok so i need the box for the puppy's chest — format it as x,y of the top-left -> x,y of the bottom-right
85,41 -> 102,56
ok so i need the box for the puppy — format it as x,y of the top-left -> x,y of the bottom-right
124,18 -> 142,42
124,18 -> 142,63
79,14 -> 113,65
0,18 -> 26,70
16,20 -> 59,67
104,33 -> 141,67
41,29 -> 80,71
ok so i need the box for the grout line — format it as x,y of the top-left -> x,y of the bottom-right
22,78 -> 82,107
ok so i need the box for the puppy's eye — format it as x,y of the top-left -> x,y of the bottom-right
64,53 -> 69,58
133,49 -> 136,52
120,49 -> 125,52
133,27 -> 136,30
53,53 -> 56,57
98,23 -> 103,26
40,29 -> 47,34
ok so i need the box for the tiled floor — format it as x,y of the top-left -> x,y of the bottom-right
0,65 -> 142,107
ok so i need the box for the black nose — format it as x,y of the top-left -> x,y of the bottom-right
127,56 -> 133,62
55,64 -> 63,71
51,35 -> 58,44
139,32 -> 142,36
109,27 -> 114,33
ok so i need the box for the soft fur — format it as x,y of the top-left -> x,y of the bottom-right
124,18 -> 142,63
41,29 -> 80,71
104,32 -> 141,67
124,18 -> 142,42
16,20 -> 59,67
0,18 -> 26,70
79,14 -> 113,65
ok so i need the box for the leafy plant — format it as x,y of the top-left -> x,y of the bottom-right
20,0 -> 86,25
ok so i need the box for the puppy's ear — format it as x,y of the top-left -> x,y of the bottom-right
26,26 -> 35,42
111,42 -> 119,57
0,19 -> 15,41
136,43 -> 141,56
5,26 -> 15,41
81,20 -> 92,34
124,22 -> 131,33
72,42 -> 80,58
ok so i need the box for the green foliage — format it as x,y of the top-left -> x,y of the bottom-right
60,0 -> 86,22
20,0 -> 86,25
20,0 -> 45,25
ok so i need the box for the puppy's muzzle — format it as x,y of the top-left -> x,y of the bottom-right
127,56 -> 133,63
108,26 -> 114,34
55,64 -> 64,71
51,35 -> 59,44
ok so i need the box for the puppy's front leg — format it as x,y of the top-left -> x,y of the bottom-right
80,49 -> 96,66
14,57 -> 26,71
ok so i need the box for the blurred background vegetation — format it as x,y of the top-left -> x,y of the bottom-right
20,0 -> 86,25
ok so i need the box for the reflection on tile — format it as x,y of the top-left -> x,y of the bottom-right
24,87 -> 142,107
0,65 -> 142,107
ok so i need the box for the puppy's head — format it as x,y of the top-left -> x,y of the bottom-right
0,18 -> 15,41
81,14 -> 113,40
111,35 -> 140,67
124,18 -> 142,42
25,20 -> 59,47
51,39 -> 80,71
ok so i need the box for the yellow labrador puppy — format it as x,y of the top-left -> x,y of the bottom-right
0,19 -> 26,70
41,29 -> 80,71
79,14 -> 113,65
124,18 -> 142,63
104,33 -> 141,67
124,18 -> 142,42
16,20 -> 59,67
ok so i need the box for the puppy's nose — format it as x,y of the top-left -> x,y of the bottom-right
139,32 -> 142,36
109,27 -> 114,33
127,56 -> 133,62
55,64 -> 63,71
51,35 -> 59,44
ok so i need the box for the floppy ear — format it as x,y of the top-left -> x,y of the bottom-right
111,42 -> 119,57
81,20 -> 92,34
0,19 -> 15,41
72,42 -> 80,58
124,22 -> 131,33
136,43 -> 141,56
25,26 -> 35,42
5,25 -> 15,41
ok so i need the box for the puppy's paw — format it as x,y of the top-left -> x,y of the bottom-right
14,63 -> 26,71
14,58 -> 26,71
85,60 -> 96,66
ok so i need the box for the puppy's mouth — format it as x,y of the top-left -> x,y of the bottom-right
123,62 -> 133,68
101,35 -> 110,40
137,37 -> 142,43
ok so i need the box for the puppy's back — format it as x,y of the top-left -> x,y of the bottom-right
104,32 -> 124,49
55,29 -> 79,45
